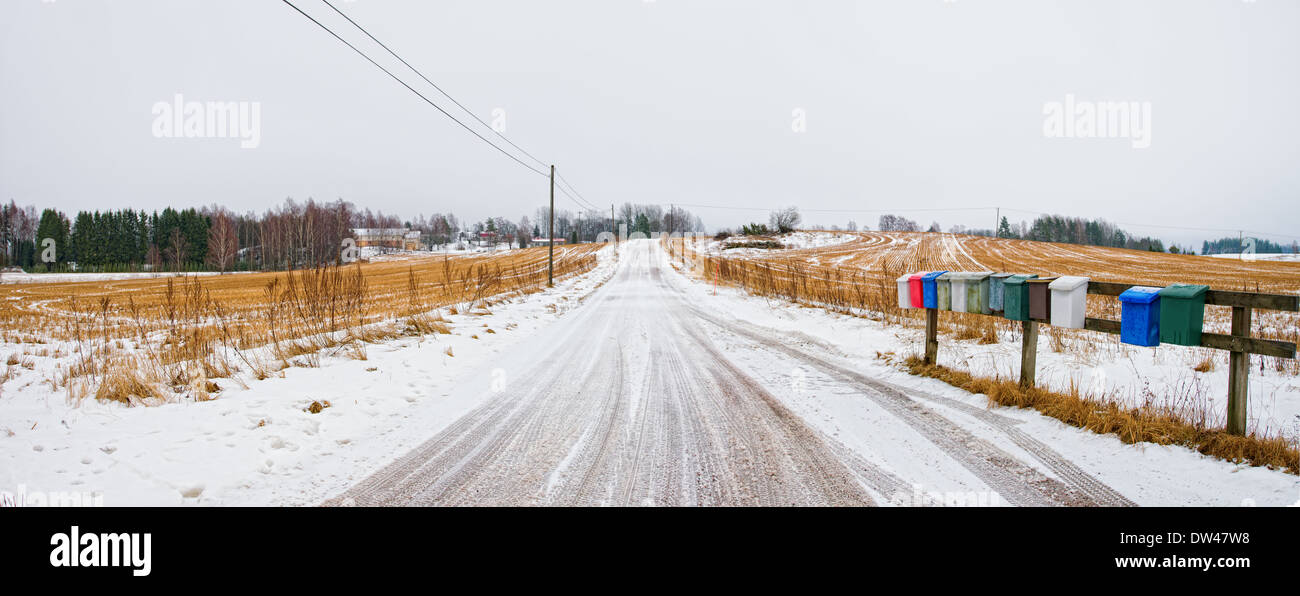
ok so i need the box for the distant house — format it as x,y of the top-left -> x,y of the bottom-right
353,228 -> 422,251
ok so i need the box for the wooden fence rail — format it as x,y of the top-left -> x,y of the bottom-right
922,280 -> 1298,435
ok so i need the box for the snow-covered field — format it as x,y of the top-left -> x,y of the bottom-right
0,246 -> 520,286
0,270 -> 254,284
693,231 -> 1300,439
701,230 -> 857,256
772,231 -> 859,250
0,245 -> 618,506
1208,253 -> 1300,263
3,239 -> 1297,507
362,244 -> 515,262
661,249 -> 1300,506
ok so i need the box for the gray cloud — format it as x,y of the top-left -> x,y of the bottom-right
2,0 -> 1296,247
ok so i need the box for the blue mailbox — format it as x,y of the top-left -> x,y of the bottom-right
921,271 -> 948,309
1119,286 -> 1161,347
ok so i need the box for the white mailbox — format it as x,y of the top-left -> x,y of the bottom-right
896,273 -> 916,309
1048,276 -> 1090,329
948,273 -> 972,313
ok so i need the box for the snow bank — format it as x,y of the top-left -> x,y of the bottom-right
0,245 -> 618,506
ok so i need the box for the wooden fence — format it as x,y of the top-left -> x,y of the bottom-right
922,281 -> 1298,435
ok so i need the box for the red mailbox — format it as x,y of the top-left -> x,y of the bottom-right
908,272 -> 927,309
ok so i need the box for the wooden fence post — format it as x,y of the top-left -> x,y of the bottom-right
1227,306 -> 1252,435
1020,320 -> 1038,388
924,308 -> 938,365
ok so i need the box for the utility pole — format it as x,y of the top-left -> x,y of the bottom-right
995,207 -> 1000,237
548,165 -> 555,287
612,204 -> 617,247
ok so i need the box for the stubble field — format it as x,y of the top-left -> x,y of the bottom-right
0,244 -> 603,405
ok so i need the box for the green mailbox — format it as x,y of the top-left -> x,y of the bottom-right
936,272 -> 953,311
1158,284 -> 1209,346
1002,275 -> 1036,321
965,271 -> 993,315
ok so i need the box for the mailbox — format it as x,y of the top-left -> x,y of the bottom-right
1028,277 -> 1057,321
1119,286 -> 1162,347
908,273 -> 927,309
964,271 -> 993,315
922,271 -> 947,309
1002,275 -> 1036,321
896,273 -> 914,309
1048,276 -> 1090,329
936,272 -> 953,311
1158,284 -> 1209,346
988,273 -> 1014,312
948,273 -> 971,312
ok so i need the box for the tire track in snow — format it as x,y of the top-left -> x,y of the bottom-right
679,302 -> 1132,507
329,241 -> 882,506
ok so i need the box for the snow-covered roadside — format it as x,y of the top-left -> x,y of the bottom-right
0,244 -> 618,506
689,232 -> 1300,440
677,246 -> 1300,441
659,249 -> 1300,506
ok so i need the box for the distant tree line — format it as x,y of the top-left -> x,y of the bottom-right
987,214 -> 1169,252
614,203 -> 705,238
1,197 -> 701,273
869,212 -> 1181,253
1201,236 -> 1299,255
0,201 -> 39,268
1,198 -> 412,273
878,214 -> 920,232
442,203 -> 708,251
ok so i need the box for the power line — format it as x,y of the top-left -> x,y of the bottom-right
290,0 -> 608,215
318,0 -> 552,173
280,0 -> 548,177
554,182 -> 597,212
555,173 -> 599,211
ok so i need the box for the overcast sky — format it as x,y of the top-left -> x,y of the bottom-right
2,0 -> 1297,247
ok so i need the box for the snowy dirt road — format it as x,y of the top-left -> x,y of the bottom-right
331,240 -> 1134,506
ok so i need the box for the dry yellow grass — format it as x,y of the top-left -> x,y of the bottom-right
0,244 -> 603,404
666,230 -> 1300,467
675,230 -> 1300,372
904,356 -> 1299,474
